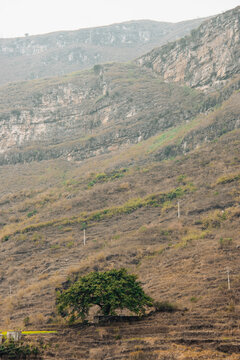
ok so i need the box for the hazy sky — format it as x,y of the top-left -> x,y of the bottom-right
0,0 -> 239,38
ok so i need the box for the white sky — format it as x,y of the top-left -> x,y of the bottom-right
0,0 -> 239,38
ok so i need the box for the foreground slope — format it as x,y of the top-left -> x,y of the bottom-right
0,125 -> 239,359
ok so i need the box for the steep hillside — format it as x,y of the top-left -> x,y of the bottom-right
0,125 -> 239,359
0,18 -> 205,86
0,63 -> 208,165
136,6 -> 240,89
0,6 -> 239,360
0,63 -> 239,167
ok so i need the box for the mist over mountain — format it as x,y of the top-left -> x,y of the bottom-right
0,18 -> 205,85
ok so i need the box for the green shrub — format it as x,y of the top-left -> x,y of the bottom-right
219,237 -> 233,249
190,296 -> 198,303
0,341 -> 40,359
2,235 -> 9,242
87,169 -> 127,187
27,209 -> 37,218
23,316 -> 30,326
177,174 -> 187,184
66,241 -> 74,248
216,173 -> 240,185
154,301 -> 177,312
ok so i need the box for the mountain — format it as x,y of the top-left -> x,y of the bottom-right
136,6 -> 240,89
0,7 -> 239,360
0,18 -> 205,86
0,61 -> 239,167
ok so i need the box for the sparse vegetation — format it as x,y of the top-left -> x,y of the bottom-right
23,316 -> 30,327
0,341 -> 40,359
154,301 -> 177,312
219,237 -> 233,249
0,185 -> 190,241
27,209 -> 37,218
215,172 -> 240,185
87,169 -> 127,188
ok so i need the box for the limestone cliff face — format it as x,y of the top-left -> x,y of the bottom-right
0,8 -> 239,166
0,19 -> 205,86
0,63 -> 210,165
136,7 -> 240,89
0,63 -> 239,166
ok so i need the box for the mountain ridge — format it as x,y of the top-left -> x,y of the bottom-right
0,18 -> 205,85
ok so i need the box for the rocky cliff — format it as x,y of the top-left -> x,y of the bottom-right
0,19 -> 205,85
0,63 -> 209,165
136,6 -> 240,90
0,7 -> 239,166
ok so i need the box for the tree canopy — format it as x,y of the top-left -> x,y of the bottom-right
56,268 -> 153,322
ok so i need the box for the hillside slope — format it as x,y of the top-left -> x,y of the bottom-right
0,63 -> 208,164
0,125 -> 239,359
136,6 -> 240,89
0,63 -> 239,166
0,18 -> 205,86
0,6 -> 239,360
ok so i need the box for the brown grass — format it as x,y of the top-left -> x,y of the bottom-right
0,128 -> 239,357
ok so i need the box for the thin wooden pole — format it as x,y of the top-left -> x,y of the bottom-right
177,201 -> 180,218
226,267 -> 230,290
83,229 -> 86,246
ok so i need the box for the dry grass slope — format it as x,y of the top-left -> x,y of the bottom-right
0,127 -> 239,359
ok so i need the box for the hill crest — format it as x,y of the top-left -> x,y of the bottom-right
0,18 -> 205,85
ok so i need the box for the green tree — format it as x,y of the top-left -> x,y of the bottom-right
56,268 -> 153,322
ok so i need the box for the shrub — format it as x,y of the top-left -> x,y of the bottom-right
129,351 -> 158,360
0,341 -> 40,359
27,209 -> 37,218
177,174 -> 187,184
93,64 -> 102,75
219,237 -> 233,249
190,296 -> 198,303
23,316 -> 30,326
2,235 -> 9,242
215,173 -> 240,185
154,301 -> 177,312
87,169 -> 127,187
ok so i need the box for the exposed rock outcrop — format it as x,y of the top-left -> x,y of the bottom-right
0,63 -> 209,165
136,7 -> 240,90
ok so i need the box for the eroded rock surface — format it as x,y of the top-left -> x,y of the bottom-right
137,7 -> 240,89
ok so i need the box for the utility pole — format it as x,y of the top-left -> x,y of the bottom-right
226,267 -> 231,290
83,229 -> 86,246
177,201 -> 180,219
9,285 -> 12,297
